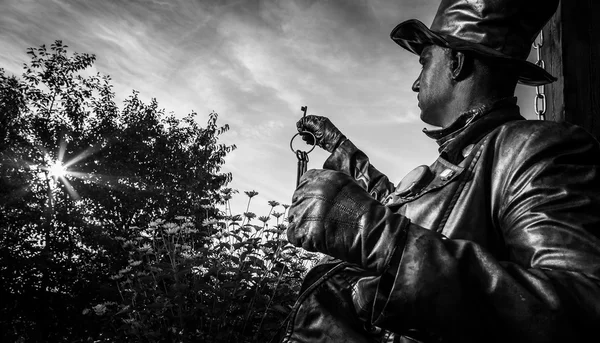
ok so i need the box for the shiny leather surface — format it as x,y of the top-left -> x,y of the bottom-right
280,260 -> 396,343
390,0 -> 559,86
296,115 -> 347,153
430,0 -> 558,60
283,105 -> 600,342
287,168 -> 409,273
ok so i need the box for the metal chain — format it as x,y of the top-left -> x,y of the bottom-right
532,30 -> 547,120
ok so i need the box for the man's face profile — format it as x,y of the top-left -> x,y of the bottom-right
412,45 -> 454,127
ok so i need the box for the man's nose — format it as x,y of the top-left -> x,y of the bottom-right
412,76 -> 420,93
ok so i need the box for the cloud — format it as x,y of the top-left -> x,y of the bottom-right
0,0 -> 445,216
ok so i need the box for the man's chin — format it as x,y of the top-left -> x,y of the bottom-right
420,112 -> 442,128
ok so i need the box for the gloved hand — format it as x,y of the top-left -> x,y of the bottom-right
296,115 -> 347,153
287,169 -> 409,273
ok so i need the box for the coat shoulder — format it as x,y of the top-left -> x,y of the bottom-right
488,119 -> 600,154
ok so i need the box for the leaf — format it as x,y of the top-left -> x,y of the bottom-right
248,256 -> 266,268
222,281 -> 237,288
205,267 -> 219,277
176,268 -> 191,278
115,305 -> 132,315
146,302 -> 165,309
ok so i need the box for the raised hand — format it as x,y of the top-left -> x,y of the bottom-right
296,115 -> 346,153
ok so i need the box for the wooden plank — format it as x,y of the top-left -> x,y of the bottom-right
545,1 -> 600,139
543,3 -> 564,123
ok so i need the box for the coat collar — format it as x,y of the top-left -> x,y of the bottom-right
423,97 -> 524,163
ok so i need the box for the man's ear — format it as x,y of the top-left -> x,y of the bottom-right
450,50 -> 469,81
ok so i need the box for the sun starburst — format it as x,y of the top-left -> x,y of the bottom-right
48,161 -> 67,178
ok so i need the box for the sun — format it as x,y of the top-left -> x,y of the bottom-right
48,161 -> 67,178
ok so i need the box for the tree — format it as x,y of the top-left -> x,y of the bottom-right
0,41 -> 235,342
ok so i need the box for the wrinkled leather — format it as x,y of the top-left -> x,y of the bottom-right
287,169 -> 409,273
297,115 -> 347,153
282,105 -> 600,342
277,260 -> 395,343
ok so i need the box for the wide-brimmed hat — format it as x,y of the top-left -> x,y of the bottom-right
390,0 -> 559,86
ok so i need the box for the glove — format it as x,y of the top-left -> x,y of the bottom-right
287,169 -> 409,273
296,115 -> 347,153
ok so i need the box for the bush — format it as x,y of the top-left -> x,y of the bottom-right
85,194 -> 319,342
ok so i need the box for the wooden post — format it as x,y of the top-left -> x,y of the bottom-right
544,1 -> 600,138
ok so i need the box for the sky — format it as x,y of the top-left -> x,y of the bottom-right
0,0 -> 539,219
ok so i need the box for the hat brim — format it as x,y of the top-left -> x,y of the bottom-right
390,19 -> 556,86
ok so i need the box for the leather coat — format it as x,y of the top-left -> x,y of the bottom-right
281,101 -> 600,342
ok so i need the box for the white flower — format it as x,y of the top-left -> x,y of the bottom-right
119,267 -> 132,274
93,304 -> 107,316
202,219 -> 218,227
163,222 -> 178,229
192,265 -> 208,276
165,227 -> 179,235
139,243 -> 152,252
149,219 -> 164,227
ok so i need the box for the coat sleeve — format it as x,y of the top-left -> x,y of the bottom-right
353,123 -> 600,342
323,139 -> 395,202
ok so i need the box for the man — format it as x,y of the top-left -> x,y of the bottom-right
281,0 -> 600,342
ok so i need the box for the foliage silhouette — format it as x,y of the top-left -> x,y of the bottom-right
0,41 -> 317,342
